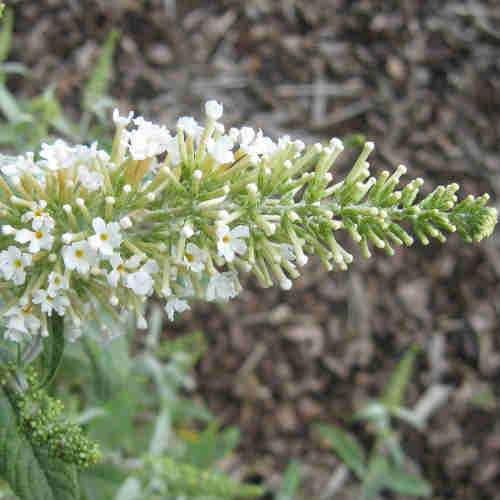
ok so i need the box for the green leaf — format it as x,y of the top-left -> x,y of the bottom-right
0,84 -> 32,123
82,334 -> 130,402
381,462 -> 431,497
213,426 -> 240,461
82,29 -> 119,115
362,456 -> 432,499
0,8 -> 13,65
148,409 -> 171,456
113,477 -> 142,500
0,387 -> 80,500
0,345 -> 15,365
392,406 -> 424,430
276,461 -> 301,500
315,424 -> 366,478
80,463 -> 125,500
353,401 -> 387,423
382,344 -> 419,410
40,314 -> 65,388
182,423 -> 240,469
360,456 -> 386,500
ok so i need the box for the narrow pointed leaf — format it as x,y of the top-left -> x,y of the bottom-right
276,461 -> 301,500
361,456 -> 386,500
315,424 -> 366,478
381,465 -> 432,497
382,344 -> 419,410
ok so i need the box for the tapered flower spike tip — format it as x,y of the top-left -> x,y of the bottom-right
0,100 -> 496,343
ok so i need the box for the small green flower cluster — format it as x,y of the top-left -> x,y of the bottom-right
0,100 -> 496,343
12,369 -> 100,468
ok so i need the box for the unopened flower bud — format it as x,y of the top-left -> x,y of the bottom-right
120,216 -> 133,229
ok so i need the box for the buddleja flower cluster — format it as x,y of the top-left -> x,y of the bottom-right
0,100 -> 497,343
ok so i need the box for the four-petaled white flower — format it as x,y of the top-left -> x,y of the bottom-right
206,272 -> 239,302
216,224 -> 250,262
107,254 -> 142,287
128,117 -> 170,160
125,259 -> 159,296
177,116 -> 203,139
77,165 -> 104,192
73,142 -> 110,165
15,223 -> 54,253
88,217 -> 122,256
4,299 -> 41,342
113,109 -> 134,127
62,241 -> 97,274
39,139 -> 75,170
47,271 -> 68,297
0,246 -> 32,285
183,243 -> 207,273
165,297 -> 190,321
239,128 -> 276,158
21,201 -> 54,231
32,289 -> 70,316
205,100 -> 223,120
0,152 -> 43,182
206,135 -> 234,164
165,134 -> 181,165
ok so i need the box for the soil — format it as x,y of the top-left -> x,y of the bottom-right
8,1 -> 500,498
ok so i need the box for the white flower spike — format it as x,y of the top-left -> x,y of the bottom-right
0,99 -> 496,342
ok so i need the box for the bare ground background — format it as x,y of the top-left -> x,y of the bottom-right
8,1 -> 500,498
